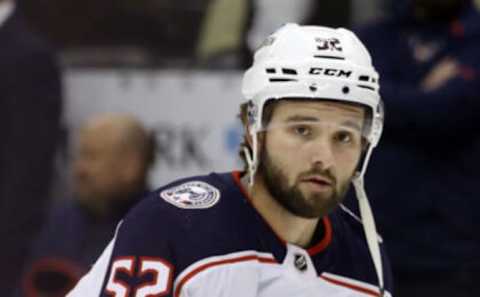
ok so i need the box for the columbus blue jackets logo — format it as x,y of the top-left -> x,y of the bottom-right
160,181 -> 220,209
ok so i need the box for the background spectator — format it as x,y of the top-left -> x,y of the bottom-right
245,0 -> 355,53
195,0 -> 354,69
195,0 -> 252,69
20,113 -> 155,297
0,0 -> 62,294
353,0 -> 480,296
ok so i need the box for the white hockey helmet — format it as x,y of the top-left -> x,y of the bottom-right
241,23 -> 383,179
241,23 -> 386,295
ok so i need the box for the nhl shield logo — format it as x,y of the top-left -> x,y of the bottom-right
294,254 -> 308,272
160,181 -> 220,209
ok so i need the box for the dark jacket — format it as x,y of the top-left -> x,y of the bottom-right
21,192 -> 145,297
354,0 -> 480,276
0,8 -> 62,294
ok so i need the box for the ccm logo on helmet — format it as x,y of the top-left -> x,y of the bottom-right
309,68 -> 352,78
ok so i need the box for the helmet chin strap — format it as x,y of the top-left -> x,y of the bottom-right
352,144 -> 385,297
243,129 -> 259,187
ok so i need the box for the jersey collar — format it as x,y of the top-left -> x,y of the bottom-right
231,171 -> 332,256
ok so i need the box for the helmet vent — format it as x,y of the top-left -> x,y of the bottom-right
266,68 -> 276,74
269,78 -> 298,82
359,75 -> 370,82
313,55 -> 345,60
358,84 -> 375,91
282,68 -> 297,75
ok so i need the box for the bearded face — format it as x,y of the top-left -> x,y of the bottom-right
255,100 -> 365,218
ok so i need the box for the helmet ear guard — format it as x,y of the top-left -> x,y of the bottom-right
241,23 -> 386,296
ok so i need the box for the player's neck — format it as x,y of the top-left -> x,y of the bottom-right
242,174 -> 320,248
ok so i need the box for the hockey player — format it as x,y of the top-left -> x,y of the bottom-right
68,23 -> 393,297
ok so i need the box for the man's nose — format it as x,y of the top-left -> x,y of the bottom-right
307,137 -> 334,170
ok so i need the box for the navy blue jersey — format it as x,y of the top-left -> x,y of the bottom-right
68,172 -> 393,297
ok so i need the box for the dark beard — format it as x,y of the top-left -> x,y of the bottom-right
257,147 -> 350,218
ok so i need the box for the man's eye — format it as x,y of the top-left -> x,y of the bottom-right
293,126 -> 311,136
335,131 -> 353,143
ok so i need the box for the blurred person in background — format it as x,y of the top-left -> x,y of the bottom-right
195,0 -> 253,69
354,0 -> 480,296
0,0 -> 62,294
195,0 -> 313,69
196,0 -> 351,70
19,114 -> 155,297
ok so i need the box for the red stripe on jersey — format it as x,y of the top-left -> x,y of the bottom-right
307,216 -> 332,256
320,274 -> 381,297
174,254 -> 277,297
